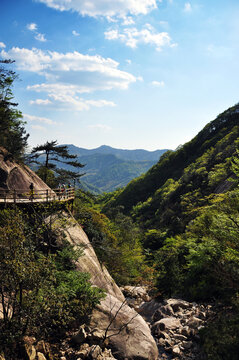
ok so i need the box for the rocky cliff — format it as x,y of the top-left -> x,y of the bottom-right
54,212 -> 159,360
0,147 -> 50,192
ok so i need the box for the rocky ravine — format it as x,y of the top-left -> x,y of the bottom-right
121,287 -> 213,360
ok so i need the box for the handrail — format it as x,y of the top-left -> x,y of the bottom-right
0,187 -> 75,204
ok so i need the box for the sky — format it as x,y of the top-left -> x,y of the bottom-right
1,0 -> 239,151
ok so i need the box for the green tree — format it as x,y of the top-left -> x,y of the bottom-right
0,208 -> 104,358
0,60 -> 28,159
30,140 -> 84,185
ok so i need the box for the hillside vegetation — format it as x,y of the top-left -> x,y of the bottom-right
103,104 -> 239,221
100,103 -> 239,358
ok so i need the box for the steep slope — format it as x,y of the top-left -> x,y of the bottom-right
103,103 -> 239,231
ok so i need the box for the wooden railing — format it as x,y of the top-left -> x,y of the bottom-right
0,187 -> 75,204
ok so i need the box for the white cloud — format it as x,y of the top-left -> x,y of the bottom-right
184,3 -> 192,12
121,16 -> 135,26
35,33 -> 47,42
88,124 -> 112,132
1,47 -> 136,112
47,92 -> 116,111
72,30 -> 80,36
126,59 -> 132,64
36,0 -> 159,18
30,99 -> 52,105
151,80 -> 165,87
0,42 -> 6,48
27,23 -> 38,31
105,25 -> 176,51
23,113 -> 56,125
1,47 -> 137,91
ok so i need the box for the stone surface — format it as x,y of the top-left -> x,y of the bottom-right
55,213 -> 124,302
156,317 -> 181,330
186,316 -> 203,329
165,299 -> 191,312
0,147 -> 52,193
54,213 -> 158,360
37,353 -> 47,360
90,293 -> 158,360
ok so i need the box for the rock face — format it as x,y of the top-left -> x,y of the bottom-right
55,213 -> 159,360
0,147 -> 51,192
139,298 -> 213,359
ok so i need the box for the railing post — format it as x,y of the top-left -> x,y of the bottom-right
14,189 -> 16,203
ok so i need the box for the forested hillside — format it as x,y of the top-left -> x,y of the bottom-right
103,104 -> 239,218
100,104 -> 239,358
40,145 -> 168,193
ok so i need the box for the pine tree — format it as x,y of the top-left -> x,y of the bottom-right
0,60 -> 28,159
30,140 -> 85,184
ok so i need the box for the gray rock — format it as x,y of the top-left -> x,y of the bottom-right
182,341 -> 193,350
173,334 -> 188,341
155,317 -> 181,330
165,299 -> 191,312
172,345 -> 181,356
139,299 -> 163,322
152,309 -> 164,322
89,345 -> 102,359
90,293 -> 158,360
186,316 -> 203,329
161,304 -> 174,316
180,326 -> 191,337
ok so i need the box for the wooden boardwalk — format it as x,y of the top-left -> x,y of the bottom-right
0,187 -> 75,204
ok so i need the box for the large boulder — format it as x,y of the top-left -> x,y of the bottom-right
55,213 -> 158,359
90,293 -> 158,360
0,147 -> 51,192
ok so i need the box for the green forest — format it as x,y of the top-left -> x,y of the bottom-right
1,58 -> 239,359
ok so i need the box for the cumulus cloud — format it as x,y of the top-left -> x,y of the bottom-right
0,42 -> 6,48
184,2 -> 192,12
1,47 -> 137,90
36,0 -> 159,18
105,24 -> 176,51
27,23 -> 38,31
1,47 -> 136,112
23,113 -> 56,125
29,99 -> 52,105
151,80 -> 165,87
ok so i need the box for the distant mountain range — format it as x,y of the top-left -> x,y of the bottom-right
64,145 -> 169,193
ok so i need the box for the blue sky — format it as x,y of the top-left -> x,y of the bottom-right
1,0 -> 239,150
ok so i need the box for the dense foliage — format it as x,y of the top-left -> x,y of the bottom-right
100,104 -> 239,358
0,206 -> 104,359
30,140 -> 85,186
103,104 -> 239,214
73,191 -> 153,286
